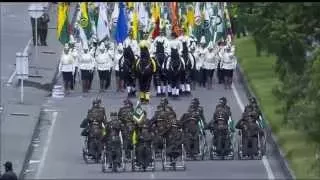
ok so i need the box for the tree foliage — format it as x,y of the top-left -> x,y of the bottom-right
235,3 -> 320,169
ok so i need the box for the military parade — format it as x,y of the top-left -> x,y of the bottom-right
57,1 -> 267,173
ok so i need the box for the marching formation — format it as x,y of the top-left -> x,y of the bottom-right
79,97 -> 266,172
59,31 -> 237,103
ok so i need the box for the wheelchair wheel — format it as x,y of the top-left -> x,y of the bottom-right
101,147 -> 107,173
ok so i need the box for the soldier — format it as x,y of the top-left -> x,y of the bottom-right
114,44 -> 124,92
95,42 -> 114,92
30,16 -> 41,46
68,37 -> 80,90
1,161 -> 18,180
166,121 -> 184,166
216,97 -> 232,119
195,36 -> 207,87
236,112 -> 262,157
123,29 -> 140,57
78,45 -> 95,93
58,44 -> 75,95
105,112 -> 122,170
38,12 -> 50,46
203,41 -> 218,89
221,45 -> 237,90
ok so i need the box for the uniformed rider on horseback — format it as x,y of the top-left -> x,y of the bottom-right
180,38 -> 195,95
135,40 -> 157,104
151,27 -> 170,96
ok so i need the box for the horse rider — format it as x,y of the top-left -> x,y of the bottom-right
188,36 -> 198,90
124,29 -> 140,57
180,38 -> 195,95
114,44 -> 125,92
221,45 -> 237,90
135,40 -> 157,104
151,26 -> 170,96
79,45 -> 95,93
95,42 -> 114,92
196,36 -> 208,87
203,41 -> 218,89
165,42 -> 185,97
58,44 -> 75,95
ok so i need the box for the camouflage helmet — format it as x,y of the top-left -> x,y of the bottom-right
110,112 -> 118,117
249,97 -> 257,104
219,97 -> 227,105
160,97 -> 169,105
191,98 -> 200,105
123,99 -> 133,106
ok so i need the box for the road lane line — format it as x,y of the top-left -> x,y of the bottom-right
7,38 -> 32,84
35,111 -> 58,179
231,83 -> 275,180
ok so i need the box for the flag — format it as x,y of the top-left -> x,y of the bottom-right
152,17 -> 160,39
80,2 -> 92,40
186,6 -> 195,28
138,2 -> 149,33
151,2 -> 160,23
133,104 -> 145,124
132,6 -> 139,40
97,3 -> 110,42
57,3 -> 70,45
115,2 -> 128,44
171,2 -> 180,36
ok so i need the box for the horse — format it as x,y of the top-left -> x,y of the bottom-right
181,41 -> 195,95
123,46 -> 137,97
154,41 -> 169,96
166,48 -> 185,97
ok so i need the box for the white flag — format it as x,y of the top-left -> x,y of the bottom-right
138,2 -> 149,32
195,2 -> 201,26
111,2 -> 119,27
97,3 -> 110,42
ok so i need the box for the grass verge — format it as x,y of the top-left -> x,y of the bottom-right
235,36 -> 318,179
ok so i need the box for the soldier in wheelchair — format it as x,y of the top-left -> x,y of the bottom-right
236,111 -> 264,159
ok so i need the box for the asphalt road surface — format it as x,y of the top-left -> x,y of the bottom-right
24,68 -> 289,179
0,3 -> 31,81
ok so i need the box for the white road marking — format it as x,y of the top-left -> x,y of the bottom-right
6,39 -> 32,85
231,83 -> 275,180
35,111 -> 58,179
29,160 -> 40,164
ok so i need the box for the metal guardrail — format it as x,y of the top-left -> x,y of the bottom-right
235,62 -> 296,180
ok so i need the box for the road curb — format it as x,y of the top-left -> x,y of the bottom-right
19,4 -> 79,179
235,63 -> 296,180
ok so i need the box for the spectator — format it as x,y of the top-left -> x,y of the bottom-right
1,161 -> 18,180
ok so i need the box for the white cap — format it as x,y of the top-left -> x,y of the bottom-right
200,36 -> 206,44
118,43 -> 123,51
207,41 -> 214,49
99,42 -> 105,50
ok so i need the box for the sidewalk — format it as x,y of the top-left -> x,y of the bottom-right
0,3 -> 77,177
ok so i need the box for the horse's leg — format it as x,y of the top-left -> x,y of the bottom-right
145,73 -> 153,103
180,71 -> 186,95
168,71 -> 173,97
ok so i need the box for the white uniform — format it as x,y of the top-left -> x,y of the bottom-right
123,37 -> 139,56
114,50 -> 123,72
79,51 -> 95,71
221,51 -> 237,70
203,49 -> 218,70
195,46 -> 208,70
59,52 -> 75,73
95,50 -> 114,71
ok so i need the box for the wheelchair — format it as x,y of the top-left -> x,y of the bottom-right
161,138 -> 187,171
130,141 -> 156,172
101,131 -> 126,173
82,135 -> 102,164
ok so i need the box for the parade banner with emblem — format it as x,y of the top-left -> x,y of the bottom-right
57,2 -> 70,45
80,2 -> 92,40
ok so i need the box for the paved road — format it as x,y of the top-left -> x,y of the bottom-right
24,68 -> 289,179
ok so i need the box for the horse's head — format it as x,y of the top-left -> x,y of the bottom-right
123,46 -> 135,63
156,41 -> 165,54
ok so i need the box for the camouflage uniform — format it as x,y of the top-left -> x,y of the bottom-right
166,122 -> 184,163
181,111 -> 200,158
236,112 -> 262,156
136,123 -> 153,168
105,112 -> 122,169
